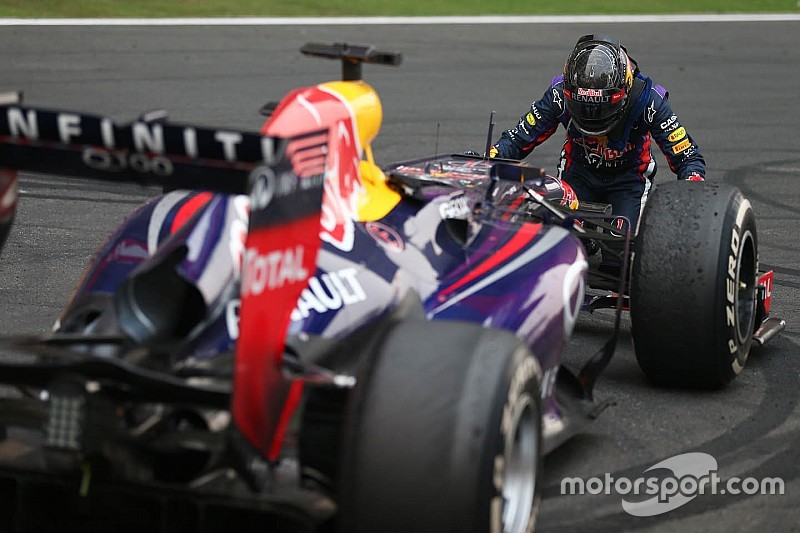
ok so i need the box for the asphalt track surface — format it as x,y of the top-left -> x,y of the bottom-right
0,19 -> 798,532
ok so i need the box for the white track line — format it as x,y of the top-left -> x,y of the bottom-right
0,14 -> 799,26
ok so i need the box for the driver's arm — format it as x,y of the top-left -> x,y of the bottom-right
647,89 -> 706,180
490,78 -> 565,160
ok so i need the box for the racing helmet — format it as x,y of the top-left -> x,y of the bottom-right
563,35 -> 634,137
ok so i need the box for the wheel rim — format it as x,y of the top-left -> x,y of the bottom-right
735,231 -> 757,344
502,392 -> 538,533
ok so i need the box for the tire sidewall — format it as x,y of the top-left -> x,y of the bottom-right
485,346 -> 543,533
715,194 -> 757,381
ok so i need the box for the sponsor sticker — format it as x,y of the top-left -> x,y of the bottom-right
291,268 -> 367,321
646,101 -> 656,123
365,221 -> 404,252
668,127 -> 686,143
660,114 -> 679,131
577,88 -> 603,97
672,139 -> 692,154
241,245 -> 309,297
552,88 -> 563,109
525,112 -> 536,126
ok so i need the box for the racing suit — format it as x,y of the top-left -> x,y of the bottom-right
491,72 -> 706,233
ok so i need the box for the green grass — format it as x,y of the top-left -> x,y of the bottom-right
0,0 -> 797,18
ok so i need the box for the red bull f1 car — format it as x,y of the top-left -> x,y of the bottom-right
0,43 -> 785,532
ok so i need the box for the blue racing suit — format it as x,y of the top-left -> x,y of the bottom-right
491,72 -> 706,233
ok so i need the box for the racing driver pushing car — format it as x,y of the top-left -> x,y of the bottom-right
490,34 -> 706,237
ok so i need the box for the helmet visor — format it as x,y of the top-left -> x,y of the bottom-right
564,87 -> 627,136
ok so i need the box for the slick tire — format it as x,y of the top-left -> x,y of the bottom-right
337,319 -> 542,533
630,181 -> 758,388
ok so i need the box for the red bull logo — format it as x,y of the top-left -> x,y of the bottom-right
577,88 -> 604,97
320,119 -> 363,252
262,86 -> 365,253
560,180 -> 580,210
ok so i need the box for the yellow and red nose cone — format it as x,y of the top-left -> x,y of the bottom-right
320,80 -> 383,148
261,80 -> 399,227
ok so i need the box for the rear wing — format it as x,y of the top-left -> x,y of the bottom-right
0,99 -> 329,460
0,98 -> 325,194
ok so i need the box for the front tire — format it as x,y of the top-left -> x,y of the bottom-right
631,181 -> 758,388
337,319 -> 542,533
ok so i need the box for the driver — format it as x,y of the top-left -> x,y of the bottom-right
490,34 -> 706,235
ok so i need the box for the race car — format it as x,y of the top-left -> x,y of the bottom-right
0,43 -> 783,532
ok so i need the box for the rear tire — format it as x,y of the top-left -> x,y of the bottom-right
631,181 -> 758,388
337,319 -> 542,533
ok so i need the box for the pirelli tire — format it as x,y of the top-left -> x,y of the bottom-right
337,319 -> 542,533
630,180 -> 758,389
